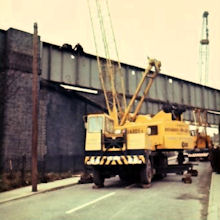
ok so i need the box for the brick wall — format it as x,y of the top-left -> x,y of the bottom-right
40,84 -> 87,172
0,28 -> 104,174
1,28 -> 35,171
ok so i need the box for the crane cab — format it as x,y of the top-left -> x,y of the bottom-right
85,114 -> 126,152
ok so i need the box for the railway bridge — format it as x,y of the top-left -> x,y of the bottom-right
0,27 -> 219,177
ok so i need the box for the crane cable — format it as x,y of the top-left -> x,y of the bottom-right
96,0 -> 126,119
87,0 -> 124,121
95,0 -> 120,116
98,0 -> 126,114
86,0 -> 111,114
105,0 -> 127,110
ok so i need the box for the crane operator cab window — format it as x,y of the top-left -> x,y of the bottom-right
105,117 -> 114,133
87,115 -> 114,134
88,116 -> 103,133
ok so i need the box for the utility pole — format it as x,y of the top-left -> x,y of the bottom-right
32,23 -> 39,192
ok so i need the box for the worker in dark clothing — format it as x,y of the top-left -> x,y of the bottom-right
73,43 -> 84,54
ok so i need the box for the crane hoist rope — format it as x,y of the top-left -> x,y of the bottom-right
96,0 -> 119,122
87,0 -> 111,114
105,0 -> 127,109
96,0 -> 126,111
87,0 -> 126,125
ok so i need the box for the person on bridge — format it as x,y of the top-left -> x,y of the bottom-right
73,43 -> 84,54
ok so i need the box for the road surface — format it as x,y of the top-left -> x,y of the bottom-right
0,162 -> 212,220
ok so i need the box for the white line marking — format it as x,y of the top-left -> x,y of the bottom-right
66,192 -> 116,214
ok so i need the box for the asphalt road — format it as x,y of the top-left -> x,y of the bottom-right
0,162 -> 212,220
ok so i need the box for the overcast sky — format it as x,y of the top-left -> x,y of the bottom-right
0,0 -> 220,89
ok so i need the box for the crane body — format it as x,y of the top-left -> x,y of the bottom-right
84,0 -> 196,187
84,60 -> 196,187
188,109 -> 213,161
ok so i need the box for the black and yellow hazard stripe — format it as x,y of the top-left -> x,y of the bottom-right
84,155 -> 146,165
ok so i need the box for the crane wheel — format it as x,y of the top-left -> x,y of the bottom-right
93,168 -> 104,188
140,159 -> 153,185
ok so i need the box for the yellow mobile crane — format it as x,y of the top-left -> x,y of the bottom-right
188,109 -> 213,161
84,59 -> 197,187
84,0 -> 196,187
